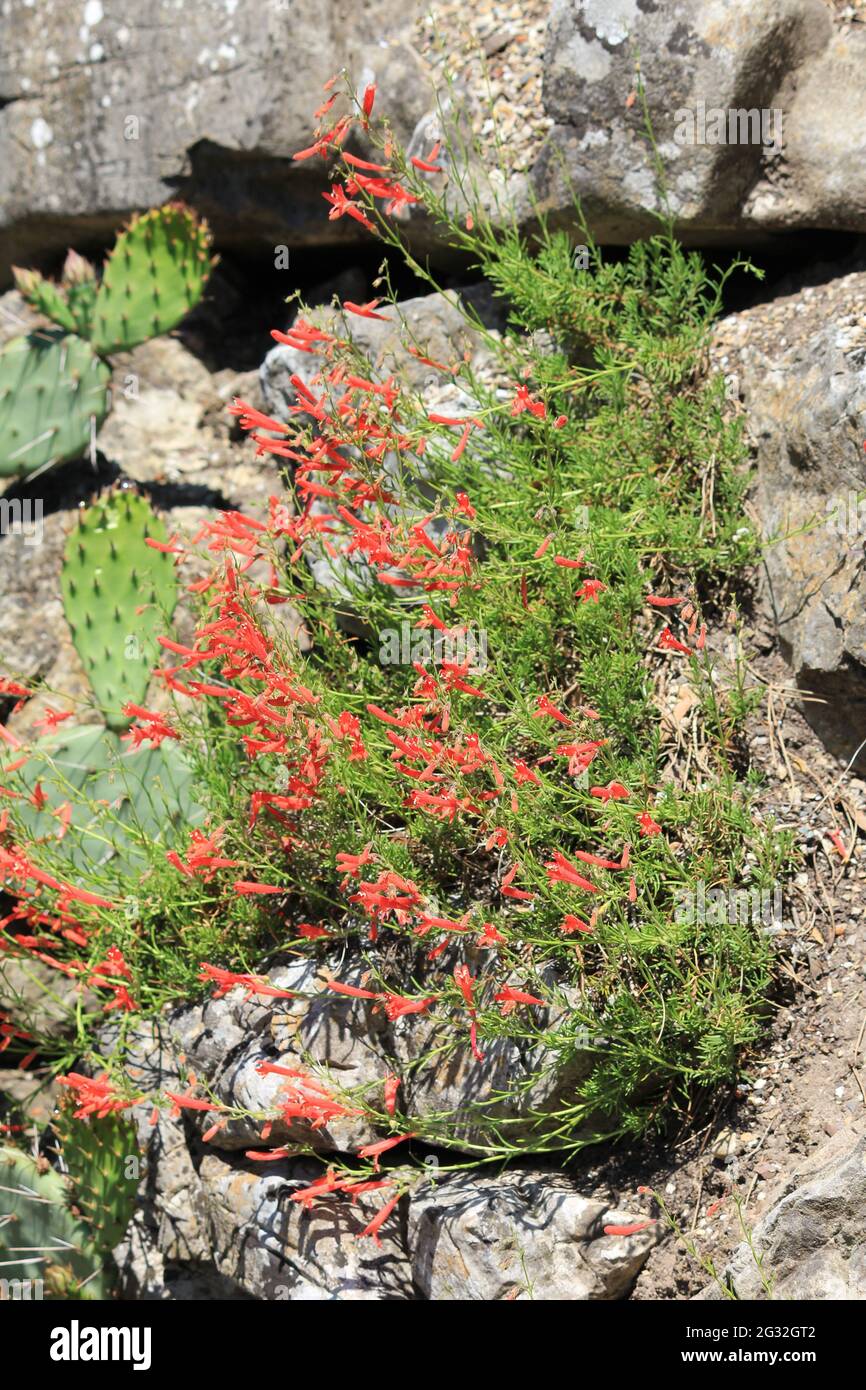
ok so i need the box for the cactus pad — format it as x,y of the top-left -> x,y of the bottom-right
7,725 -> 204,877
61,491 -> 178,731
51,1107 -> 139,1257
0,1145 -> 107,1299
0,331 -> 110,478
91,203 -> 214,355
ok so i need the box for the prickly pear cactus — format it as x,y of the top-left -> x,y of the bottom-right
0,1146 -> 107,1299
0,331 -> 110,478
8,724 -> 204,877
61,491 -> 178,731
4,204 -> 211,479
7,489 -> 203,877
91,203 -> 214,355
52,1107 -> 140,1257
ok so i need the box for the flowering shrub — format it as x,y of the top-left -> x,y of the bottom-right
0,76 -> 790,1238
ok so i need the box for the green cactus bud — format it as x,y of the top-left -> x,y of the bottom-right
60,491 -> 178,730
91,202 -> 215,354
60,251 -> 98,339
0,332 -> 110,478
61,250 -> 96,287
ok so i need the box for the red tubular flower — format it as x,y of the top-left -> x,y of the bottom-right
48,877 -> 115,910
637,811 -> 661,836
343,152 -> 389,171
603,1220 -> 655,1237
415,910 -> 471,938
381,993 -> 436,1020
366,703 -> 414,728
257,1064 -> 360,1130
589,781 -> 630,803
657,626 -> 693,656
357,1132 -> 417,1170
454,964 -> 485,1059
450,421 -> 472,462
323,185 -> 376,232
314,93 -> 338,120
572,849 -> 623,870
514,760 -> 541,786
510,385 -> 546,418
357,1190 -> 401,1246
336,844 -> 376,878
289,1168 -> 344,1208
228,399 -> 288,434
1,722 -> 23,751
533,694 -> 572,726
122,705 -> 180,749
828,828 -> 848,860
57,1071 -> 136,1119
325,979 -> 380,1000
411,153 -> 443,173
198,963 -> 296,1002
560,914 -> 594,935
383,1073 -> 400,1116
144,534 -> 184,555
501,864 -> 534,902
454,490 -> 476,519
478,921 -> 506,947
544,852 -> 599,893
453,962 -> 475,1009
343,299 -> 389,320
33,706 -> 74,734
495,986 -> 546,1016
167,827 -> 241,882
163,1090 -> 222,1116
576,579 -> 606,603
